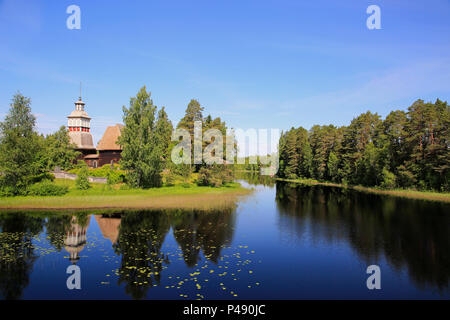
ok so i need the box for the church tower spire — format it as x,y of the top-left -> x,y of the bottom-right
67,88 -> 95,152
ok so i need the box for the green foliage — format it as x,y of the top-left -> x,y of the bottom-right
155,107 -> 174,164
0,186 -> 17,197
380,167 -> 396,189
234,157 -> 263,173
161,169 -> 176,186
27,180 -> 69,196
177,99 -> 204,138
197,165 -> 233,187
40,126 -> 80,171
0,93 -> 46,195
173,98 -> 235,183
119,86 -> 172,188
68,164 -> 126,184
75,165 -> 91,190
278,99 -> 450,192
327,151 -> 339,182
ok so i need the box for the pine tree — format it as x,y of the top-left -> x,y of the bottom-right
177,99 -> 204,170
284,128 -> 300,179
177,99 -> 204,138
154,107 -> 173,165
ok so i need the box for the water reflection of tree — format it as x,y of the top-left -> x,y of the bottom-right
275,182 -> 450,291
45,214 -> 73,251
169,207 -> 236,267
236,172 -> 275,187
0,213 -> 44,300
113,211 -> 170,300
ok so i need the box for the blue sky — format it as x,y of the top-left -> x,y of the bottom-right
1,0 -> 449,153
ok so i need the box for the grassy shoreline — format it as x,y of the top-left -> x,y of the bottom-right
277,178 -> 450,203
0,179 -> 252,210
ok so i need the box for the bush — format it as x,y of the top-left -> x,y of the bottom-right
380,167 -> 396,189
0,186 -> 17,197
161,169 -> 175,186
197,165 -> 234,187
119,183 -> 130,190
107,170 -> 125,184
27,180 -> 68,196
31,172 -> 55,184
68,164 -> 126,184
396,166 -> 415,188
75,165 -> 91,190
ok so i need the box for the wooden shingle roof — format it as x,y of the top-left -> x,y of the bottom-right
97,124 -> 124,151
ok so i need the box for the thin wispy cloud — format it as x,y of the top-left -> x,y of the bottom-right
273,59 -> 450,124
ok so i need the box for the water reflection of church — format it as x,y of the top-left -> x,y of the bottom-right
64,216 -> 91,264
63,215 -> 122,263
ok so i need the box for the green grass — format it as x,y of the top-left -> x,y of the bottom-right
0,179 -> 252,210
277,178 -> 450,203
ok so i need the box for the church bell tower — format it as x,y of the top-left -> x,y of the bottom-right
67,86 -> 95,154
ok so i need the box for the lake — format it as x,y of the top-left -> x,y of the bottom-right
0,174 -> 448,299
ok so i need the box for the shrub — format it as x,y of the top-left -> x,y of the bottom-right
119,183 -> 130,190
0,186 -> 17,197
75,165 -> 91,190
197,165 -> 234,187
396,165 -> 416,188
107,170 -> 125,184
69,164 -> 125,184
161,169 -> 175,186
27,180 -> 68,196
380,167 -> 396,189
31,172 -> 55,184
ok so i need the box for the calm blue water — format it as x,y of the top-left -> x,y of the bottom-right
0,176 -> 449,299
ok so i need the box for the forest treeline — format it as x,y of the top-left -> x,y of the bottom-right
278,99 -> 449,191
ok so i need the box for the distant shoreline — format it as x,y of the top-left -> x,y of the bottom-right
276,178 -> 450,203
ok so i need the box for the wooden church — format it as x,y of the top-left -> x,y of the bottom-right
67,95 -> 123,168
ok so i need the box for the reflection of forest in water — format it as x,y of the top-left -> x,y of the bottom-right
275,182 -> 450,292
235,171 -> 275,187
0,206 -> 237,300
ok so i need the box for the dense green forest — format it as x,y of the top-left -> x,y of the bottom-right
278,99 -> 449,191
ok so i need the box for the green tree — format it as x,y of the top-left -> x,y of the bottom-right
41,126 -> 80,171
327,151 -> 339,182
383,110 -> 408,174
283,128 -> 300,179
119,86 -> 167,188
154,107 -> 173,165
176,99 -> 204,170
177,99 -> 204,138
309,125 -> 342,180
340,111 -> 382,184
0,93 -> 44,194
